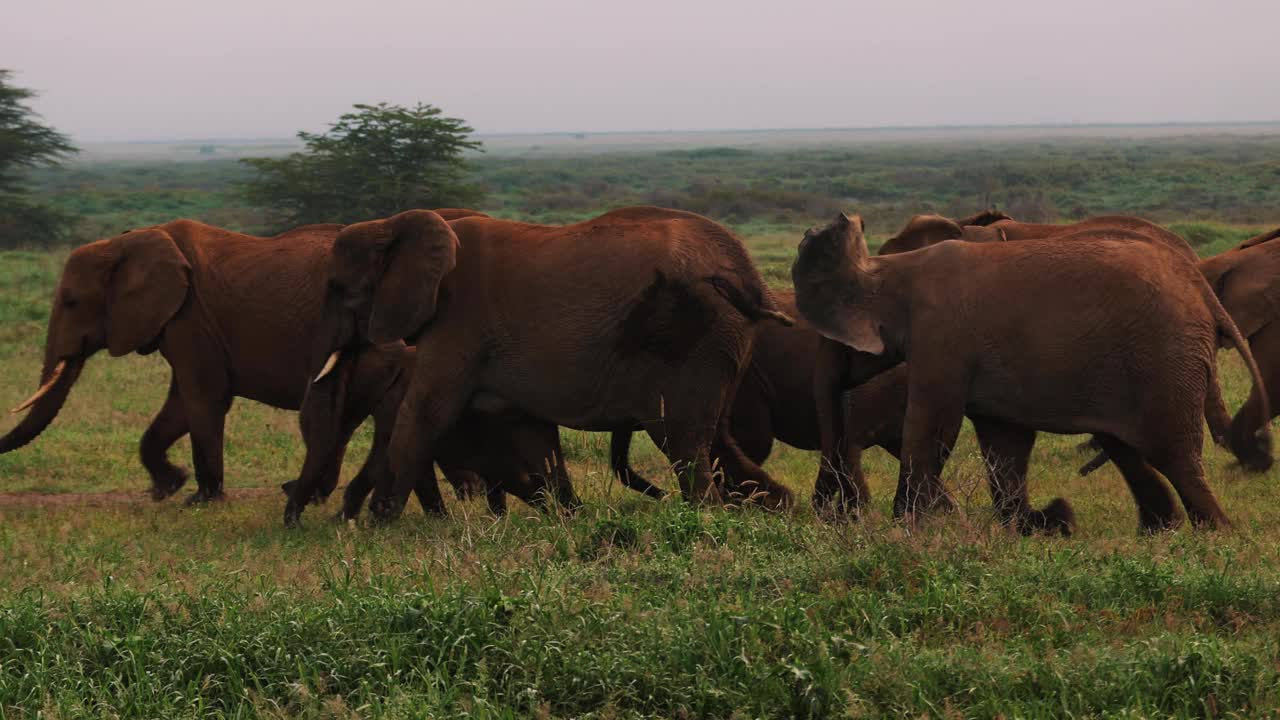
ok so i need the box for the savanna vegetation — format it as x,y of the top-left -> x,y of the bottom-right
11,131 -> 1280,246
0,131 -> 1279,716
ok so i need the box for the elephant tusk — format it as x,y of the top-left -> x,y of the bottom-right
313,351 -> 341,383
10,360 -> 66,414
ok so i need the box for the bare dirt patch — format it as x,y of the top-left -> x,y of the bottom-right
0,487 -> 276,507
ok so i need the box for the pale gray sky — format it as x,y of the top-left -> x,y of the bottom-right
6,0 -> 1279,141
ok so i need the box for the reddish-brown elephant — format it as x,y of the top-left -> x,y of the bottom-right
298,206 -> 793,524
875,212 -> 1267,472
0,210 -> 561,512
793,213 -> 1269,535
608,289 -> 906,510
1197,226 -> 1280,470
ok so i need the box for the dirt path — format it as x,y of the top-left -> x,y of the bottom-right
0,487 -> 278,507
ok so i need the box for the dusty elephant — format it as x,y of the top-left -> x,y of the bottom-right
609,289 -> 907,509
792,213 -> 1270,534
297,206 -> 793,524
0,211 -> 489,505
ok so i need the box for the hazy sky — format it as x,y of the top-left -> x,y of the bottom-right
6,0 -> 1279,141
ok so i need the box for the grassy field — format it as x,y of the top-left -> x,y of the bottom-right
2,232 -> 1280,718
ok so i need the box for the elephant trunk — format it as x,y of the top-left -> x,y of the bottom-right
1,300 -> 90,453
0,356 -> 85,454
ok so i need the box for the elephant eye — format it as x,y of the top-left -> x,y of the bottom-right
62,296 -> 79,309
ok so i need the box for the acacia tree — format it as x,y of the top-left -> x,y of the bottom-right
241,103 -> 484,227
0,70 -> 77,246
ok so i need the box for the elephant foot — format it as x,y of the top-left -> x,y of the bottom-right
618,470 -> 669,499
926,491 -> 955,514
1138,511 -> 1183,535
184,488 -> 226,506
148,466 -> 189,502
1228,424 -> 1273,473
369,495 -> 409,524
1022,497 -> 1076,537
284,500 -> 303,529
893,482 -> 954,521
812,489 -> 867,520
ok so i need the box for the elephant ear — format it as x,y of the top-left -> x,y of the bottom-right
1214,253 -> 1280,339
106,229 -> 191,356
368,210 -> 459,344
829,315 -> 885,355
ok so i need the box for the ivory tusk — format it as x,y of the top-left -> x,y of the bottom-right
313,351 -> 341,383
10,360 -> 67,414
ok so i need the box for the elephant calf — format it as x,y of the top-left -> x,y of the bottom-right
792,213 -> 1270,535
609,288 -> 906,513
288,341 -> 576,525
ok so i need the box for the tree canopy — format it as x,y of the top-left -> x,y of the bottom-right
0,70 -> 77,245
240,103 -> 484,227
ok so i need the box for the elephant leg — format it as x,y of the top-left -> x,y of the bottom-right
140,373 -> 191,501
812,339 -> 857,513
1147,441 -> 1230,529
713,428 -> 790,509
1093,435 -> 1181,532
512,419 -> 579,511
972,417 -> 1074,536
376,356 -> 475,521
644,420 -> 721,505
1230,323 -> 1280,471
893,373 -> 963,519
181,392 -> 231,505
610,430 -> 668,498
483,473 -> 509,516
706,356 -> 790,510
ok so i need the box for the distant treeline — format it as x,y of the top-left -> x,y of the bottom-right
17,134 -> 1280,247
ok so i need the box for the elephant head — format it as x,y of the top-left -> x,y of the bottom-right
311,209 -> 460,382
792,212 -> 902,357
1,228 -> 190,453
1200,239 -> 1280,340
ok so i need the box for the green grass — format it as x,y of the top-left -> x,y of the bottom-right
1,235 -> 1279,717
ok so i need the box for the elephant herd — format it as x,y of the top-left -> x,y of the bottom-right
4,205 -> 1280,537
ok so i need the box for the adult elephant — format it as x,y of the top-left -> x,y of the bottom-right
793,213 -> 1270,534
877,212 -> 1257,468
298,206 -> 793,524
1198,225 -> 1280,470
609,289 -> 907,513
879,212 -> 1200,262
0,210 -> 496,505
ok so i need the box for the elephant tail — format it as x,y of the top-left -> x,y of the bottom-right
1213,292 -> 1273,471
703,275 -> 794,326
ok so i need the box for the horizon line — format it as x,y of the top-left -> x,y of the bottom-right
75,119 -> 1280,145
